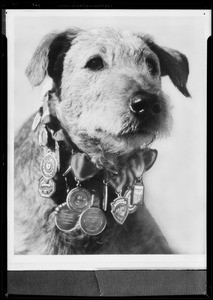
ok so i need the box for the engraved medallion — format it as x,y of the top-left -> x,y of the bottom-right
54,203 -> 79,232
41,152 -> 57,179
38,126 -> 48,147
79,207 -> 107,235
32,111 -> 41,132
131,182 -> 144,206
124,189 -> 137,214
38,176 -> 56,198
66,187 -> 92,213
110,197 -> 129,224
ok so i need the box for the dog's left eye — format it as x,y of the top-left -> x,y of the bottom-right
85,56 -> 105,71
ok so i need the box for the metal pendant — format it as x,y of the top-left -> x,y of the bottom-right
32,111 -> 41,132
124,189 -> 137,214
110,197 -> 129,225
102,180 -> 108,211
38,176 -> 56,198
66,187 -> 92,213
55,141 -> 60,172
131,182 -> 144,206
38,126 -> 48,147
41,152 -> 58,179
79,207 -> 107,236
54,202 -> 79,232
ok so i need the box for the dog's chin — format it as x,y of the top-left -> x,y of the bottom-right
120,111 -> 171,140
95,116 -> 170,169
64,114 -> 170,171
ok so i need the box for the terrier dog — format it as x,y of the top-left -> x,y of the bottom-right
14,27 -> 190,254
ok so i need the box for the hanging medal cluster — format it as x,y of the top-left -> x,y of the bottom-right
53,150 -> 108,236
54,165 -> 145,234
32,92 -> 60,200
32,90 -> 146,237
38,126 -> 60,199
54,169 -> 107,236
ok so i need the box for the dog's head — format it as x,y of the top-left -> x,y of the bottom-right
26,27 -> 190,168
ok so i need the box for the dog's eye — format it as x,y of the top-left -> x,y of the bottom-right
146,57 -> 158,76
85,56 -> 105,71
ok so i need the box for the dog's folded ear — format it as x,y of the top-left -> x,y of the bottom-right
25,28 -> 81,86
143,36 -> 191,97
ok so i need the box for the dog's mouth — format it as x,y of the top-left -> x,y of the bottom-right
119,114 -> 162,137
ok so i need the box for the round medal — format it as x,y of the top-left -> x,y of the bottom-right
55,203 -> 79,232
124,189 -> 137,214
79,207 -> 107,235
66,187 -> 92,213
38,176 -> 56,198
41,153 -> 57,179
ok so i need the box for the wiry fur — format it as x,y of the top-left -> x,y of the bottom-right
15,27 -> 190,254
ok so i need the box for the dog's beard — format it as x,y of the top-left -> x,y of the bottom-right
56,93 -> 172,171
63,128 -> 155,172
57,114 -> 172,172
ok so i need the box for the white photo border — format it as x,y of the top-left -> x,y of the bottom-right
7,9 -> 210,270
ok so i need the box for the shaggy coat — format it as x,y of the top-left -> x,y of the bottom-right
14,27 -> 190,254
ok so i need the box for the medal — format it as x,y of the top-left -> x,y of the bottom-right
110,197 -> 129,225
38,126 -> 48,147
102,171 -> 109,211
41,151 -> 58,179
66,187 -> 92,213
79,207 -> 107,235
124,189 -> 137,214
131,181 -> 144,206
38,176 -> 56,198
32,111 -> 41,132
54,202 -> 79,232
55,141 -> 60,172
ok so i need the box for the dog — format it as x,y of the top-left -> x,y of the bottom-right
14,27 -> 190,255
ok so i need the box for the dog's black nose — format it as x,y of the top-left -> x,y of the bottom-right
129,92 -> 161,116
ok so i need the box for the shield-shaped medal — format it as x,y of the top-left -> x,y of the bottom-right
110,197 -> 129,225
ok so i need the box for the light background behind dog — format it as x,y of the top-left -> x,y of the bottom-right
10,10 -> 209,255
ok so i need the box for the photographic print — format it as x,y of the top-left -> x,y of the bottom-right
7,9 -> 209,270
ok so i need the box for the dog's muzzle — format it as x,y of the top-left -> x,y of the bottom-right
129,91 -> 161,118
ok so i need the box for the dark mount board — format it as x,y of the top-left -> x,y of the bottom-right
7,270 -> 207,297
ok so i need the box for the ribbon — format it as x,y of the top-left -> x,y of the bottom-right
108,148 -> 157,193
70,153 -> 99,181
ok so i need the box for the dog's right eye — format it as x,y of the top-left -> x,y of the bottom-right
85,56 -> 105,71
